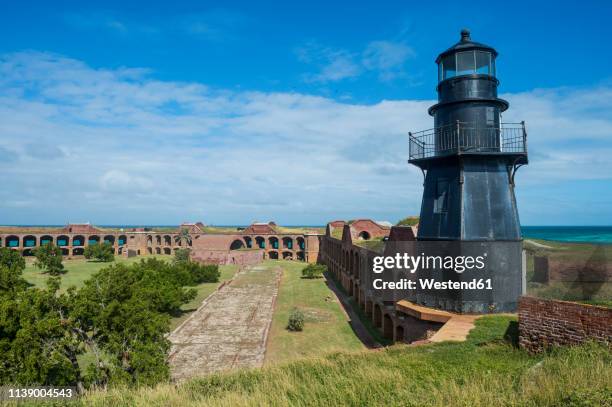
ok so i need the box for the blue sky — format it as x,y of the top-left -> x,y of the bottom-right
0,1 -> 611,226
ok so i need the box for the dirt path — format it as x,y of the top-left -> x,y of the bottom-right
525,239 -> 554,249
168,264 -> 280,381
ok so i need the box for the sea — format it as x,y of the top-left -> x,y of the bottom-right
521,226 -> 612,244
3,225 -> 612,244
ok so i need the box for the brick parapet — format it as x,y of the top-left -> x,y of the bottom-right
518,296 -> 612,353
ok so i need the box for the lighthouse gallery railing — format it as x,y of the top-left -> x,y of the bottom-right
408,121 -> 527,161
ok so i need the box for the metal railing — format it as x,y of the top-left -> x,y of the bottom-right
409,121 -> 527,161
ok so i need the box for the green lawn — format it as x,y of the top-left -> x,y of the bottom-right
22,255 -> 173,292
79,315 -> 612,406
264,260 -> 364,365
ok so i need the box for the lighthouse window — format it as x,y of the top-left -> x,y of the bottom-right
476,51 -> 492,75
441,54 -> 456,80
434,178 -> 450,213
456,51 -> 475,76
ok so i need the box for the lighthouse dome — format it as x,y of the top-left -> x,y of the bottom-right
436,29 -> 497,82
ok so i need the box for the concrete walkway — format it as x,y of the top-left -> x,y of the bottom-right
168,264 -> 280,381
429,314 -> 480,342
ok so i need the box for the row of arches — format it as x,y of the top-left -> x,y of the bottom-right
229,236 -> 305,251
266,250 -> 305,260
146,235 -> 181,247
321,237 -> 405,344
147,247 -> 181,255
0,234 -> 127,248
19,247 -> 111,257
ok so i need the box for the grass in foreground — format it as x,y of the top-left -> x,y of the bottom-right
76,316 -> 611,407
264,260 -> 364,365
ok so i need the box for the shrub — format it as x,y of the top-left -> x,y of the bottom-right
302,263 -> 326,279
287,308 -> 305,332
84,242 -> 114,262
178,261 -> 220,285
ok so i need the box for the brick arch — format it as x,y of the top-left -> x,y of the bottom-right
56,235 -> 69,247
5,235 -> 19,248
373,303 -> 382,328
383,314 -> 394,339
282,236 -> 293,249
395,324 -> 405,343
23,235 -> 36,248
230,239 -> 245,250
268,236 -> 279,249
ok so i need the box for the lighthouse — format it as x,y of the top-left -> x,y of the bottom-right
409,30 -> 528,313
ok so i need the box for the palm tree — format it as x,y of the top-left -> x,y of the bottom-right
174,228 -> 192,247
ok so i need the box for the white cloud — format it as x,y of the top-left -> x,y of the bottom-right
100,170 -> 154,193
0,51 -> 610,225
296,44 -> 362,83
297,40 -> 415,83
363,41 -> 415,80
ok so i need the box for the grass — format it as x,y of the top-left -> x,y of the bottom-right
264,260 -> 364,365
22,255 -> 173,292
523,238 -> 612,263
330,227 -> 343,240
524,239 -> 612,307
325,271 -> 392,346
75,315 -> 612,406
353,237 -> 386,253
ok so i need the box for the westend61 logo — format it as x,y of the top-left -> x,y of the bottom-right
371,252 -> 493,291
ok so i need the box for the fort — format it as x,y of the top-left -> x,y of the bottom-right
0,221 -> 322,264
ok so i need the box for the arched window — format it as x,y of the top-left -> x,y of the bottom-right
230,239 -> 245,250
358,231 -> 371,240
23,235 -> 36,247
57,235 -> 69,247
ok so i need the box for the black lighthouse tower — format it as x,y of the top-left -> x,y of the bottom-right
409,30 -> 528,313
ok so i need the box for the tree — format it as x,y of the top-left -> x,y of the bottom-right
0,247 -> 28,291
0,258 -> 82,389
173,248 -> 191,265
70,259 -> 196,386
34,243 -> 65,276
84,243 -> 114,262
0,257 -> 198,390
174,228 -> 192,247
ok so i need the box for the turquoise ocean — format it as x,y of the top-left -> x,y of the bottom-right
520,226 -> 612,244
